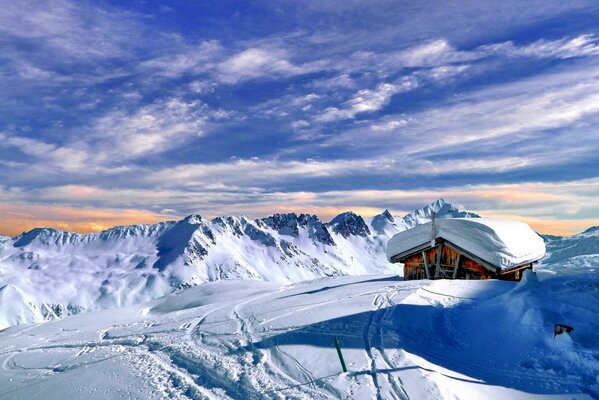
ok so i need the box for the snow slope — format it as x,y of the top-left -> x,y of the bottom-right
0,271 -> 596,399
0,199 -> 471,329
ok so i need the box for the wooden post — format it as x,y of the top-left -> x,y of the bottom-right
452,254 -> 461,279
333,337 -> 347,372
434,244 -> 443,278
422,251 -> 431,279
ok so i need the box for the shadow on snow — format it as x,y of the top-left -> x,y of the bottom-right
248,293 -> 596,397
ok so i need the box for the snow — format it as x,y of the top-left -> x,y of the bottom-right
0,271 -> 596,399
0,200 -> 467,330
0,199 -> 595,335
386,218 -> 547,270
0,200 -> 596,398
540,227 -> 599,273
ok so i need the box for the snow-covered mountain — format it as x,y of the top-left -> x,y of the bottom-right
540,226 -> 599,272
0,199 -> 474,328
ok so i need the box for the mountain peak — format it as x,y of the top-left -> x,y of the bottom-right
581,226 -> 599,235
328,211 -> 371,238
371,209 -> 400,235
13,227 -> 74,247
402,199 -> 479,228
183,214 -> 203,225
431,198 -> 448,208
262,213 -> 301,236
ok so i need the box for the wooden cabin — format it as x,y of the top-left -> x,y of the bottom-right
386,217 -> 546,281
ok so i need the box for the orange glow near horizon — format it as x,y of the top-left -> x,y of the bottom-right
471,211 -> 599,236
1,203 -> 595,237
0,204 -> 177,237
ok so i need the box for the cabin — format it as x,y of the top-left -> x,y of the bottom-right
386,217 -> 546,281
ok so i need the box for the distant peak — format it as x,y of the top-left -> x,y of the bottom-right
182,214 -> 203,225
13,227 -> 71,247
381,209 -> 394,220
328,211 -> 371,238
329,211 -> 359,223
581,226 -> 599,234
372,209 -> 394,223
431,198 -> 447,207
402,199 -> 479,228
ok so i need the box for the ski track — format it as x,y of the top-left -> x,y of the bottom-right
362,289 -> 411,400
226,290 -> 331,399
0,283 -> 447,399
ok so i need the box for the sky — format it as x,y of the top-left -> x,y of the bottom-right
1,0 -> 599,236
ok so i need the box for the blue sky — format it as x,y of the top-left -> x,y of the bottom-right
1,0 -> 599,235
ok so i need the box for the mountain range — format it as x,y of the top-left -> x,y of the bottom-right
0,199 -> 596,329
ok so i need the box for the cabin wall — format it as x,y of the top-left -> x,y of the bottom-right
403,246 -> 495,281
498,264 -> 533,281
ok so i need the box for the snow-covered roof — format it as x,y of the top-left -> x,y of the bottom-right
386,218 -> 546,271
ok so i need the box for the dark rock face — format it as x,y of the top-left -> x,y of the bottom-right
262,213 -> 335,246
307,217 -> 335,246
328,212 -> 371,238
262,213 -> 300,236
371,210 -> 394,234
201,225 -> 216,244
243,224 -> 276,247
211,216 -> 244,237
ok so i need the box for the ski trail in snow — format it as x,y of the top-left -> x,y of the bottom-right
257,289 -> 380,327
362,288 -> 411,400
377,290 -> 410,400
363,308 -> 383,400
221,289 -> 328,398
274,345 -> 317,390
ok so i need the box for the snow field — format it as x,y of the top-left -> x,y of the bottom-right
0,271 -> 596,399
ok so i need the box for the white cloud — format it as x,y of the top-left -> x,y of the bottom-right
488,34 -> 599,59
321,62 -> 599,160
398,39 -> 469,67
0,132 -> 89,172
317,78 -> 418,122
189,80 -> 216,94
140,41 -> 224,78
86,98 -> 213,162
0,0 -> 141,59
371,119 -> 408,131
310,73 -> 357,90
215,48 -> 309,84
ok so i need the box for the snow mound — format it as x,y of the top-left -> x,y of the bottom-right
386,218 -> 546,270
